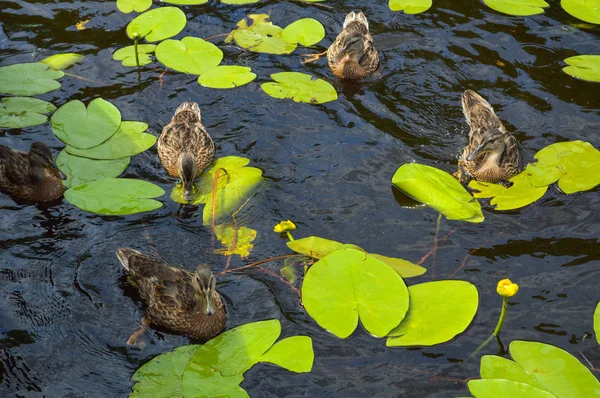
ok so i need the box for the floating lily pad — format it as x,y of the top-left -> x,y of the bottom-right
563,55 -> 600,83
595,302 -> 600,344
281,18 -> 325,46
51,98 -> 121,149
483,0 -> 549,16
468,379 -> 556,398
155,37 -> 223,75
387,280 -> 478,346
226,14 -> 297,55
561,0 -> 600,24
162,0 -> 209,4
221,0 -> 260,3
65,121 -> 156,160
56,151 -> 130,188
0,97 -> 56,129
469,172 -> 548,211
65,178 -> 164,215
480,356 -> 547,390
113,44 -> 156,67
259,336 -> 314,373
261,72 -> 338,104
0,63 -> 64,96
126,7 -> 187,42
389,0 -> 433,14
302,248 -> 409,338
116,0 -> 152,13
198,66 -> 257,89
392,163 -> 484,223
40,53 -> 84,70
214,224 -> 257,258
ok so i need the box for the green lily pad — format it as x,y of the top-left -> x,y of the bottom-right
287,236 -> 426,278
468,379 -> 556,398
563,55 -> 600,83
482,0 -> 549,16
221,0 -> 260,3
198,66 -> 257,89
255,336 -> 313,373
51,98 -> 121,149
526,140 -> 600,194
261,72 -> 338,104
65,121 -> 156,160
480,356 -> 547,390
561,0 -> 600,24
302,248 -> 409,338
155,37 -> 223,75
0,97 -> 56,129
392,163 -> 484,223
117,0 -> 152,13
65,178 -> 164,215
113,44 -> 156,67
595,302 -> 600,344
469,172 -> 548,211
281,18 -> 325,46
389,0 -> 433,14
126,7 -> 187,42
0,63 -> 64,96
162,0 -> 209,4
387,280 -> 478,346
226,14 -> 297,55
40,53 -> 84,70
56,150 -> 130,188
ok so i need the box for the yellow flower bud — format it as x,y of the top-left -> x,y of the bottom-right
273,220 -> 297,233
497,279 -> 519,298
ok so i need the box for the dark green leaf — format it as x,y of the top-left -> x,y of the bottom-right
0,63 -> 63,96
0,97 -> 56,129
57,150 -> 129,188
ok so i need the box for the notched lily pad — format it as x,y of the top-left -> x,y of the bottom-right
226,14 -> 297,55
0,97 -> 56,129
57,150 -> 130,188
469,172 -> 548,211
113,44 -> 156,67
214,224 -> 257,258
261,72 -> 338,104
40,53 -> 84,70
563,55 -> 600,83
389,0 -> 433,14
561,0 -> 600,24
198,66 -> 257,89
483,0 -> 549,16
0,63 -> 64,96
281,18 -> 325,46
155,37 -> 223,75
126,6 -> 187,42
116,0 -> 152,13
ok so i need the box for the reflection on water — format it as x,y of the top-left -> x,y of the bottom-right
1,0 -> 599,396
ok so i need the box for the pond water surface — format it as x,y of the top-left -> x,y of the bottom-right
1,0 -> 599,396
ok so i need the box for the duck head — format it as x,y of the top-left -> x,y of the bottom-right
28,142 -> 67,182
193,264 -> 217,316
177,152 -> 197,202
466,129 -> 506,161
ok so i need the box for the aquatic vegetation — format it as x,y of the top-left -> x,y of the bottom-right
214,224 -> 257,258
116,0 -> 152,13
562,55 -> 600,82
162,0 -> 209,4
130,320 -> 313,398
65,178 -> 164,215
113,44 -> 156,66
0,97 -> 56,129
40,53 -> 84,70
469,172 -> 548,210
387,280 -> 478,346
493,278 -> 518,336
595,302 -> 600,344
197,66 -> 257,89
389,0 -> 433,14
482,0 -> 549,16
0,63 -> 63,96
281,18 -> 326,46
261,72 -> 338,104
392,163 -> 484,223
561,0 -> 600,24
57,151 -> 130,188
127,6 -> 187,42
155,37 -> 223,75
468,340 -> 600,397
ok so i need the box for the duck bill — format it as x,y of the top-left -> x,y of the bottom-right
466,144 -> 486,161
203,292 -> 215,316
182,180 -> 195,202
49,163 -> 67,180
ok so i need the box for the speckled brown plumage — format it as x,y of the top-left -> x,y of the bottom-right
0,142 -> 65,202
328,11 -> 379,80
457,90 -> 522,183
157,102 -> 215,178
116,248 -> 226,340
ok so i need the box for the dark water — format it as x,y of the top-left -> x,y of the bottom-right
1,0 -> 600,396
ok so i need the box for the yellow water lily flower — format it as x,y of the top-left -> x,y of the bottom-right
273,220 -> 297,233
496,279 -> 519,298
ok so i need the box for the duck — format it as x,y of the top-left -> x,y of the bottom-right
0,141 -> 66,202
116,247 -> 226,343
157,102 -> 215,201
456,90 -> 522,183
327,11 -> 379,80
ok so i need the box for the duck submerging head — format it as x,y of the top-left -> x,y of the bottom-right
177,152 -> 197,202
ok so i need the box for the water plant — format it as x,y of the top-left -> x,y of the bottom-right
561,0 -> 600,24
40,53 -> 84,70
482,0 -> 550,16
261,72 -> 338,104
0,63 -> 64,96
0,97 -> 56,129
389,0 -> 433,14
562,55 -> 600,83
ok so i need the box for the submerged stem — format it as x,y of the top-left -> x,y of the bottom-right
493,297 -> 509,336
133,36 -> 140,69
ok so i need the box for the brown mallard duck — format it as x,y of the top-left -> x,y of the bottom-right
116,248 -> 226,343
157,102 -> 215,201
457,90 -> 522,183
0,141 -> 66,202
327,11 -> 379,80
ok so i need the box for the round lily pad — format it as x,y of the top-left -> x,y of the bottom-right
281,18 -> 325,46
0,63 -> 64,96
594,302 -> 600,344
468,379 -> 556,398
155,37 -> 223,75
562,55 -> 600,83
116,0 -> 152,13
113,44 -> 156,67
57,150 -> 130,188
482,0 -> 549,16
0,97 -> 56,129
51,98 -> 121,149
162,0 -> 209,4
198,66 -> 256,89
227,14 -> 297,55
40,53 -> 84,70
387,280 -> 478,346
561,0 -> 600,24
261,72 -> 338,104
221,0 -> 260,3
389,0 -> 433,14
126,7 -> 187,42
65,178 -> 164,215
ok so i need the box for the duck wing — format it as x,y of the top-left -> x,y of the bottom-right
0,146 -> 30,187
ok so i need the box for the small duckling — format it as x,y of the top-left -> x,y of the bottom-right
327,11 -> 380,80
157,102 -> 215,201
457,90 -> 522,183
0,141 -> 66,202
116,248 -> 226,344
